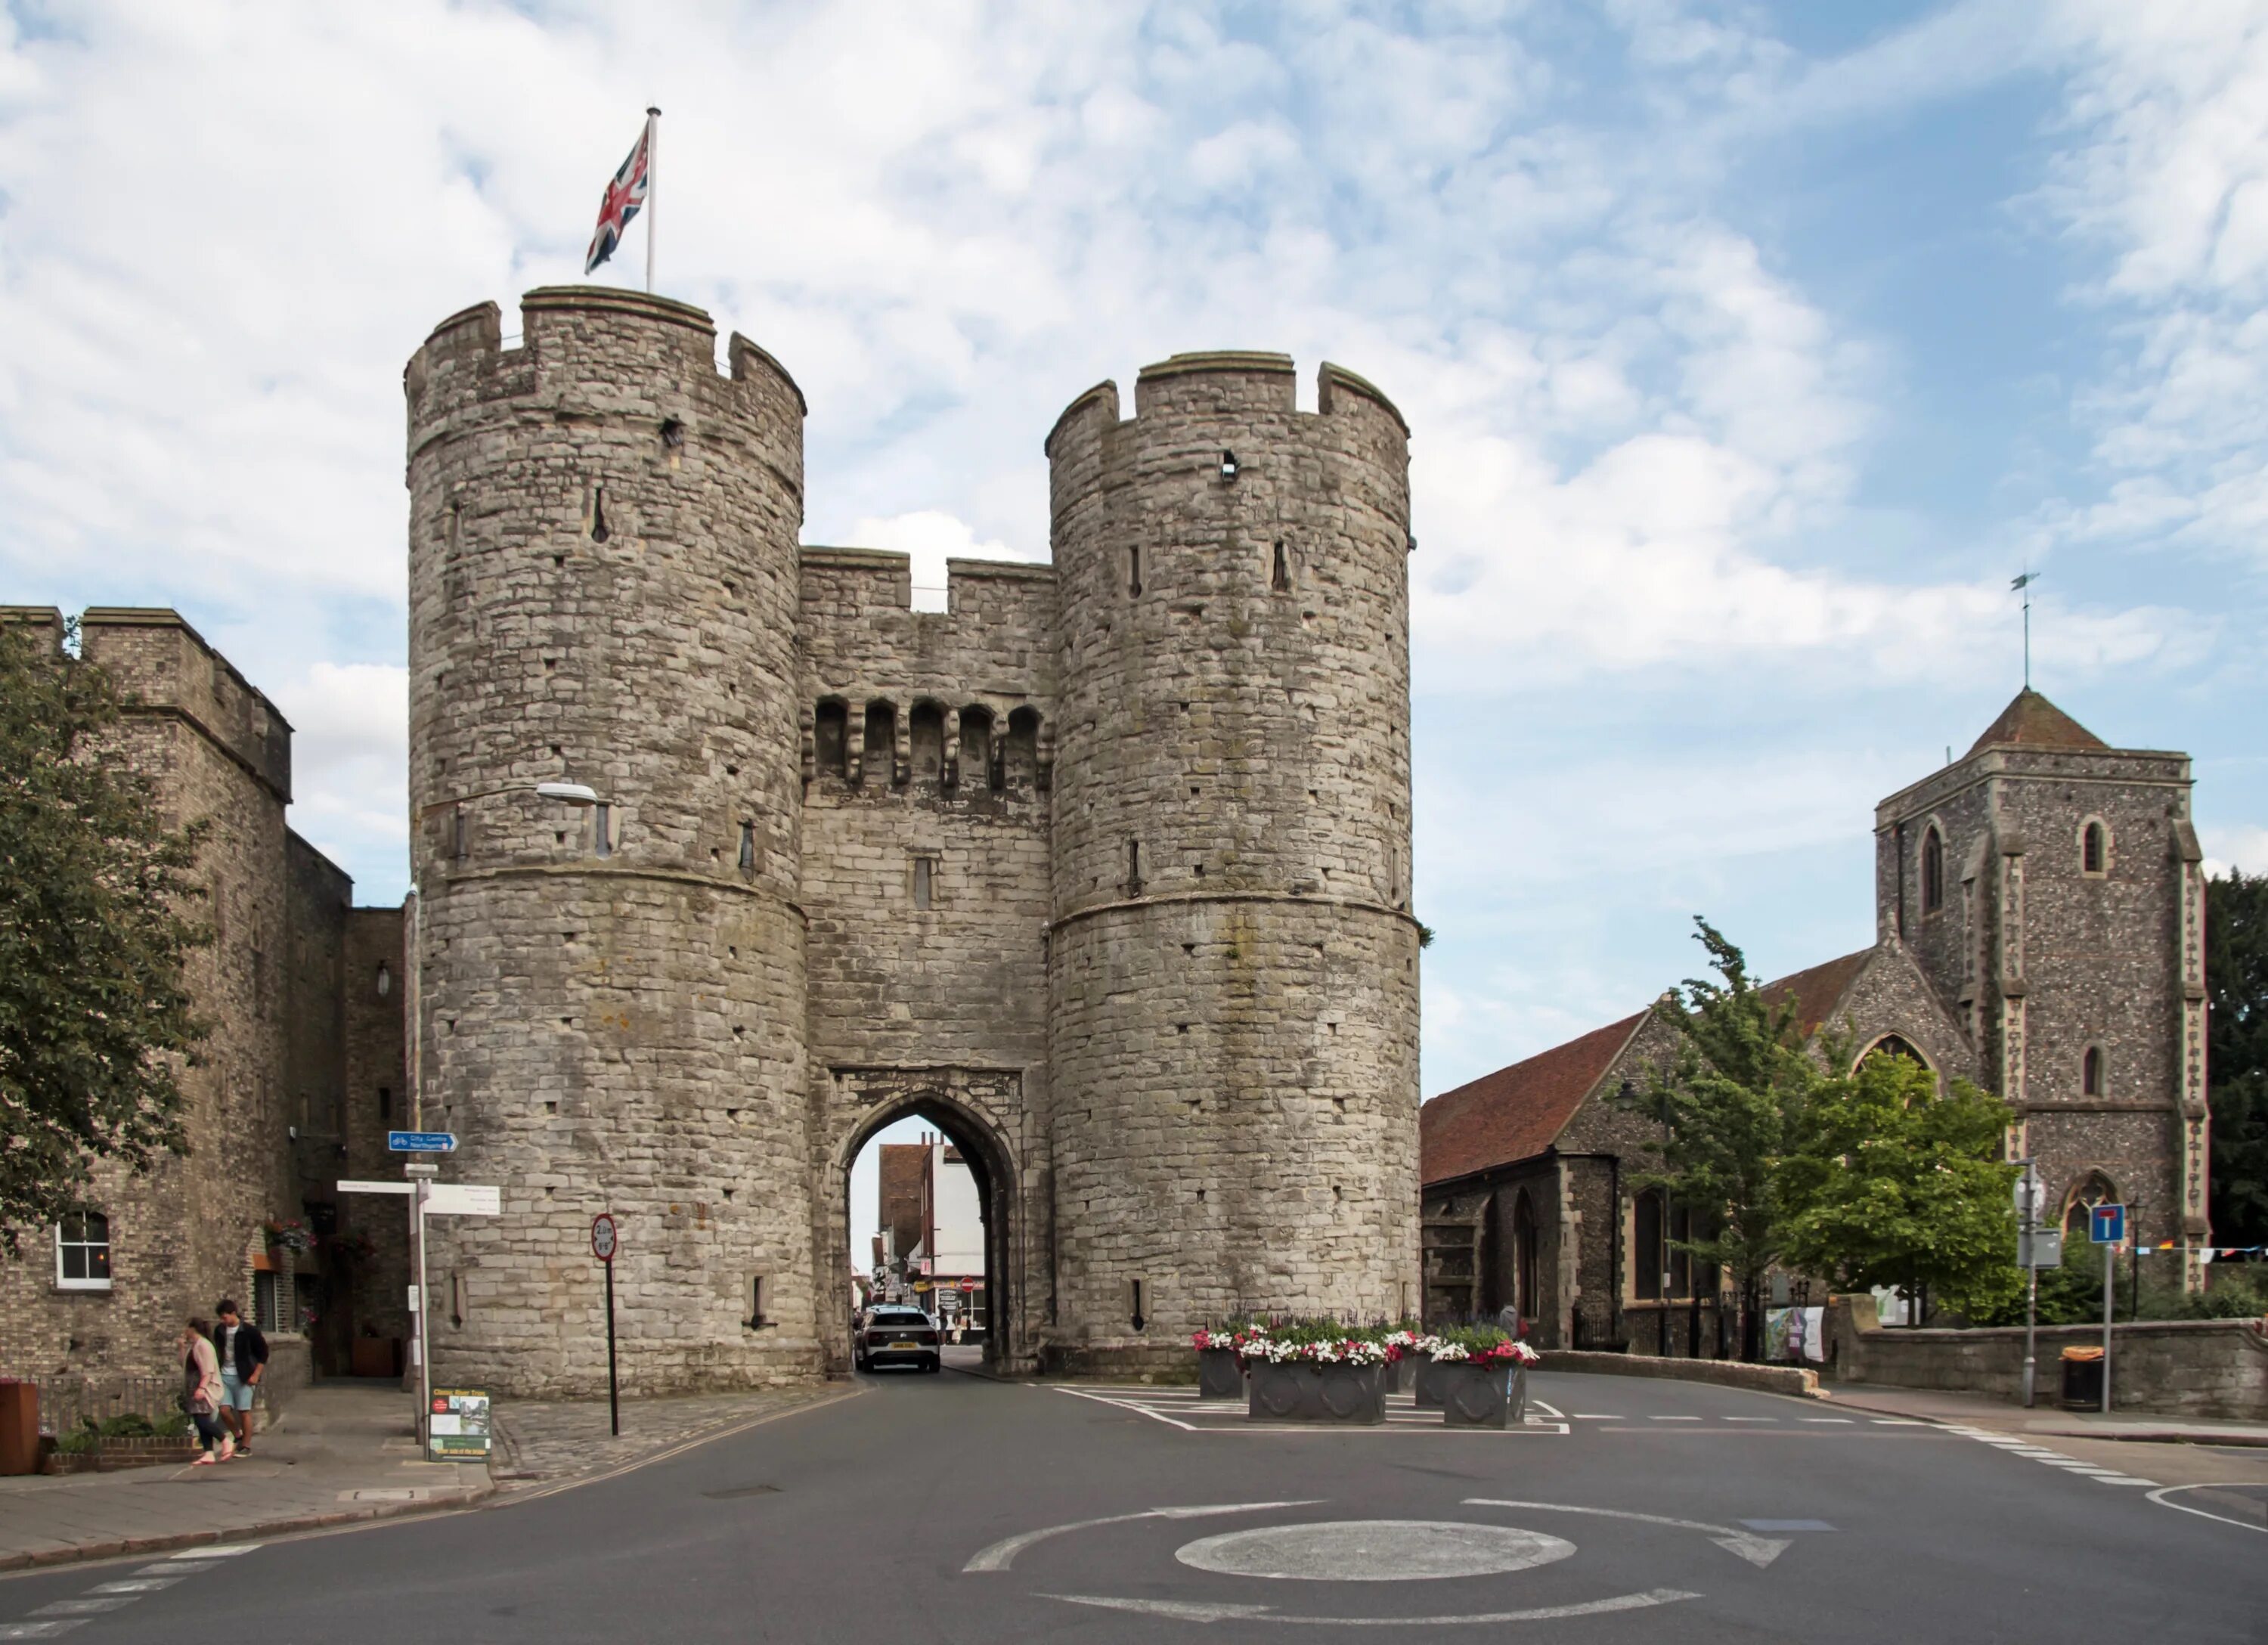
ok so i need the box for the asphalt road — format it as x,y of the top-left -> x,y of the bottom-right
4,1368 -> 2263,1643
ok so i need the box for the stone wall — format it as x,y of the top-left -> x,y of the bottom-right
1825,1293 -> 2268,1419
407,288 -> 815,1396
339,906 -> 411,1359
0,611 -> 304,1379
795,549 -> 1056,1371
1043,356 -> 1422,1362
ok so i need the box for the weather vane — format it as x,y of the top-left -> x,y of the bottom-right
2011,568 -> 2040,689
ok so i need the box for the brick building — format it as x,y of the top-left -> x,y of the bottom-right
0,609 -> 409,1388
1420,690 -> 2209,1349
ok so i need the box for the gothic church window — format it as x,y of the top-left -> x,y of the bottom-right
1634,1191 -> 1665,1300
1921,826 -> 1944,915
2081,819 -> 2108,876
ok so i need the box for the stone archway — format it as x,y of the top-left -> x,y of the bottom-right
823,1073 -> 1029,1375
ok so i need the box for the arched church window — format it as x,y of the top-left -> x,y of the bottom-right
2082,1045 -> 2104,1097
1634,1191 -> 1664,1300
1921,826 -> 1944,915
2063,1172 -> 2117,1235
2081,820 -> 2107,876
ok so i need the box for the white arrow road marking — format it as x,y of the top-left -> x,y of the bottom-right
2145,1484 -> 2266,1534
1464,1498 -> 1791,1568
1042,1587 -> 1701,1625
963,1501 -> 1325,1572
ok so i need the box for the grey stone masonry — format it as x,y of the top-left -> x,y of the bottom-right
1875,714 -> 2202,1282
1044,355 -> 1423,1366
401,292 -> 1423,1393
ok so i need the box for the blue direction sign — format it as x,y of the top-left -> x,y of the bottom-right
2089,1202 -> 2127,1245
388,1131 -> 458,1154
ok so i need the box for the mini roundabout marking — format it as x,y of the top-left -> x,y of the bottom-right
960,1496 -> 1804,1625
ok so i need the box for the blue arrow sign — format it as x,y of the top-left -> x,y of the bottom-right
2089,1203 -> 2126,1245
388,1131 -> 457,1154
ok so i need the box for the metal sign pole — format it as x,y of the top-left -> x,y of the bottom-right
414,1176 -> 432,1448
606,1259 -> 620,1438
2101,1239 -> 2115,1415
2017,1160 -> 2039,1409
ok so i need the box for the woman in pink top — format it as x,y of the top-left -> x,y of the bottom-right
181,1317 -> 234,1464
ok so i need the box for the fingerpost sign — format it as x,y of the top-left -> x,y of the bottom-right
593,1213 -> 621,1436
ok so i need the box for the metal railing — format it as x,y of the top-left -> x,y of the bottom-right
16,1375 -> 182,1438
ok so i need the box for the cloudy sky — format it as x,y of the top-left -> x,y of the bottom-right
4,1 -> 2264,1129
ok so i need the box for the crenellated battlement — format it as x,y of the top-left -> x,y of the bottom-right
1043,353 -> 1410,465
404,286 -> 805,466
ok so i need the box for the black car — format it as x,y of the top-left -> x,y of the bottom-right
855,1306 -> 941,1373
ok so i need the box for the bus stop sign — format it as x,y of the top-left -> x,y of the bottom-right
2089,1203 -> 2126,1245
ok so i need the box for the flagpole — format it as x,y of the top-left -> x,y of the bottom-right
644,107 -> 660,295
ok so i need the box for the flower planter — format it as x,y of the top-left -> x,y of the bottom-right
1413,1352 -> 1454,1410
1196,1347 -> 1244,1400
1390,1351 -> 1421,1394
1245,1362 -> 1389,1425
1438,1362 -> 1529,1428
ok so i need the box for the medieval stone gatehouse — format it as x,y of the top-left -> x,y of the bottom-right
405,287 -> 1425,1394
1420,689 -> 2210,1349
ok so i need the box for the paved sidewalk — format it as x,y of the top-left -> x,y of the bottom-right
0,1382 -> 489,1573
1822,1380 -> 2268,1445
489,1383 -> 850,1494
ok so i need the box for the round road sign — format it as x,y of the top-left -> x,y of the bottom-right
590,1213 -> 618,1262
958,1276 -> 978,1292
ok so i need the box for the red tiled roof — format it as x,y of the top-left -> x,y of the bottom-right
1421,1011 -> 1647,1186
1758,948 -> 1873,1038
1966,689 -> 2107,756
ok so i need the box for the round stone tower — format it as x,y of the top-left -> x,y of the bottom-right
1043,352 -> 1422,1368
404,287 -> 812,1396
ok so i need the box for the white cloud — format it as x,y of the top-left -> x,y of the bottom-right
2203,825 -> 2268,880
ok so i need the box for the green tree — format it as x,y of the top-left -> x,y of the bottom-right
0,618 -> 209,1251
1617,919 -> 1817,1356
2207,869 -> 2268,1249
1778,1048 -> 2021,1319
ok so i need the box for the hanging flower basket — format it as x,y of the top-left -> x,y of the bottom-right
262,1219 -> 315,1253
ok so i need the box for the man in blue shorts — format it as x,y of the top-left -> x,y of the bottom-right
212,1300 -> 270,1455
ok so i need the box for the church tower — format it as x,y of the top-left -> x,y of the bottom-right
1042,354 -> 1424,1367
1874,689 -> 2208,1284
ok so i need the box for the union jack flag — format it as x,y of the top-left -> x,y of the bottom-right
584,123 -> 652,274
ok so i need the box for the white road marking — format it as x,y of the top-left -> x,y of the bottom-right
1724,1417 -> 1777,1423
0,1623 -> 83,1639
2088,1476 -> 2161,1487
963,1500 -> 1325,1572
84,1581 -> 178,1595
1051,1385 -> 1571,1436
25,1603 -> 132,1618
1800,1417 -> 1854,1425
1648,1415 -> 1702,1422
1572,1414 -> 1622,1420
1043,1586 -> 1701,1625
1464,1498 -> 1790,1568
1869,1418 -> 1924,1426
2146,1483 -> 2268,1535
177,1544 -> 259,1557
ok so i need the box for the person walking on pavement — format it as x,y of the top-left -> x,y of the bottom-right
212,1299 -> 268,1455
181,1318 -> 233,1465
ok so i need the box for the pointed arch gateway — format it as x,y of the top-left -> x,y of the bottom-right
828,1073 -> 1027,1374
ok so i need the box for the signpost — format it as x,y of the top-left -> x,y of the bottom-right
592,1214 -> 620,1438
339,1172 -> 498,1453
2089,1202 -> 2127,1414
2014,1163 -> 2041,1407
388,1131 -> 458,1154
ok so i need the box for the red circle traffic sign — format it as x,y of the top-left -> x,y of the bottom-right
590,1213 -> 618,1262
957,1276 -> 977,1291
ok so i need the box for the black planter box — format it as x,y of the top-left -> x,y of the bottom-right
1197,1347 -> 1244,1400
1438,1362 -> 1529,1428
1413,1351 -> 1453,1409
1246,1361 -> 1389,1425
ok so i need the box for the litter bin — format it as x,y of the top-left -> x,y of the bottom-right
2060,1344 -> 2105,1410
0,1380 -> 38,1476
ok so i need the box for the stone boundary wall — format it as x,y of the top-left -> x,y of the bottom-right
1824,1294 -> 2268,1419
1536,1349 -> 1820,1399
